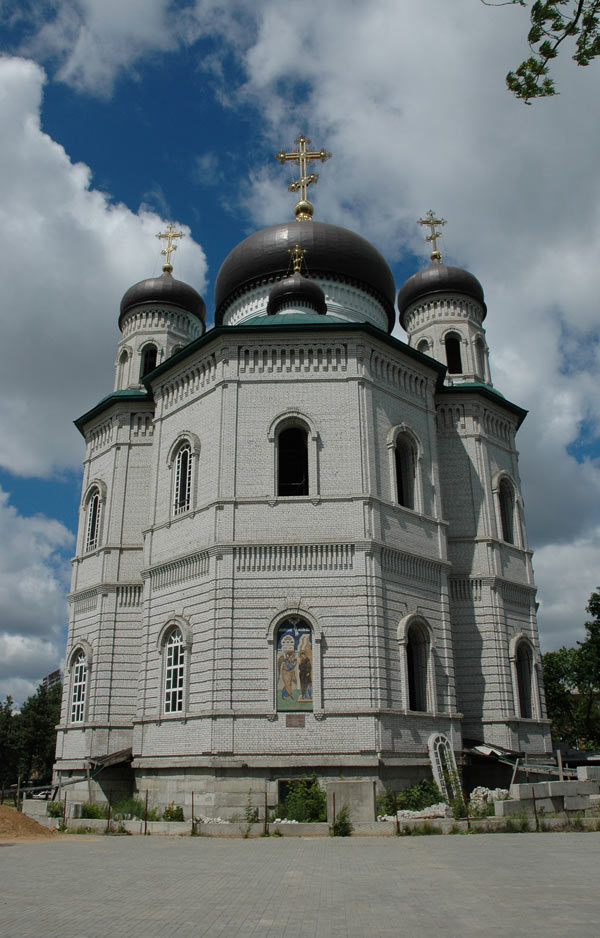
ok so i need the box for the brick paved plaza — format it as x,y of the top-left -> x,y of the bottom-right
1,833 -> 598,938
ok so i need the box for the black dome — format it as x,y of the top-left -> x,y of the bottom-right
214,220 -> 396,331
397,262 -> 486,329
119,270 -> 206,329
266,272 -> 327,316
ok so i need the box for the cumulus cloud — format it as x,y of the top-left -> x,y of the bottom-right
0,55 -> 207,477
0,485 -> 73,701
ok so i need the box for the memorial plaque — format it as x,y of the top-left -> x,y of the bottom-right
286,714 -> 305,728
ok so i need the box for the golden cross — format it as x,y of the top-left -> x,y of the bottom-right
289,244 -> 306,274
418,210 -> 447,261
156,223 -> 184,271
274,134 -> 331,219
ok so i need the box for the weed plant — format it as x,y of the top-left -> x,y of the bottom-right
330,803 -> 353,836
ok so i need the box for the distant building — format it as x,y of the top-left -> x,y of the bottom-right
42,669 -> 62,690
53,142 -> 552,814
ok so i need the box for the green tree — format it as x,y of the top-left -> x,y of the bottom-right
17,682 -> 63,785
482,1 -> 600,102
0,697 -> 21,789
542,589 -> 600,748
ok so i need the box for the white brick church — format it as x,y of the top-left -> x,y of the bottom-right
54,139 -> 552,814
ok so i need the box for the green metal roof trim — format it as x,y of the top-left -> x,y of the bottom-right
142,321 -> 448,388
74,390 -> 151,435
437,382 -> 527,426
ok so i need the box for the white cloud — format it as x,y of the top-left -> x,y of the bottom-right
25,0 -> 177,96
0,55 -> 208,477
0,485 -> 73,702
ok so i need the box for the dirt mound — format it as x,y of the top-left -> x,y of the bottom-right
0,805 -> 58,840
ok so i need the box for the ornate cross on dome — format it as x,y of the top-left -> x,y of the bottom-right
418,210 -> 446,262
274,134 -> 331,220
156,223 -> 184,272
289,244 -> 307,274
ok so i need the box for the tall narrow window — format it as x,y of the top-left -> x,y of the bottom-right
474,337 -> 486,380
173,443 -> 192,515
499,478 -> 515,544
276,617 -> 313,712
140,344 -> 157,378
417,338 -> 430,355
406,624 -> 429,711
164,628 -> 185,713
395,436 -> 415,509
445,333 -> 463,374
85,488 -> 101,551
117,349 -> 129,388
278,427 -> 308,496
71,652 -> 87,723
516,641 -> 534,718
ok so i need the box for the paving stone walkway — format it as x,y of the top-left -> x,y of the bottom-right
1,833 -> 598,938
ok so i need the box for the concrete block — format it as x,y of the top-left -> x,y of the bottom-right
546,781 -> 575,797
510,782 -> 549,799
326,780 -> 376,824
571,781 -> 600,796
564,795 -> 590,811
576,766 -> 600,780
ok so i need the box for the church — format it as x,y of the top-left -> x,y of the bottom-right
53,136 -> 552,815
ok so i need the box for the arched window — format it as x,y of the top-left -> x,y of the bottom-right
474,337 -> 486,380
276,617 -> 313,712
70,652 -> 87,723
445,332 -> 463,374
499,478 -> 515,544
277,426 -> 309,496
85,487 -> 101,551
395,435 -> 415,509
164,628 -> 185,713
516,641 -> 534,718
140,343 -> 158,378
406,624 -> 429,711
173,443 -> 192,515
117,349 -> 129,388
417,338 -> 430,355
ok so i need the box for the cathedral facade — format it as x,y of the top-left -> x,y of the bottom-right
54,150 -> 552,814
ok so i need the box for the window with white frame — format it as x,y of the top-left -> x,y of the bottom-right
70,652 -> 87,723
173,443 -> 192,515
164,628 -> 185,713
85,488 -> 101,551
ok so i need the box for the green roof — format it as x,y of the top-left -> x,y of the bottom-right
74,390 -> 151,435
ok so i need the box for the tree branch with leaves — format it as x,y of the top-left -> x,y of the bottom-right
482,0 -> 600,102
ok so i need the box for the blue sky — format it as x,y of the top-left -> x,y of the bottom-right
1,0 -> 599,704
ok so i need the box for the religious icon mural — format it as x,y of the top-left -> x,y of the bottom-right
276,617 -> 313,711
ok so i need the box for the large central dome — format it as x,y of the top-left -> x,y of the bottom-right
214,220 -> 396,331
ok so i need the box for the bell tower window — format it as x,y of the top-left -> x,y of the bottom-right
499,478 -> 515,544
445,333 -> 463,374
140,344 -> 158,378
278,426 -> 309,496
395,436 -> 415,509
85,488 -> 101,551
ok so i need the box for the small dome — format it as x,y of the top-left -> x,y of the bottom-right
119,270 -> 206,329
266,272 -> 327,316
214,220 -> 396,331
397,261 -> 486,329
